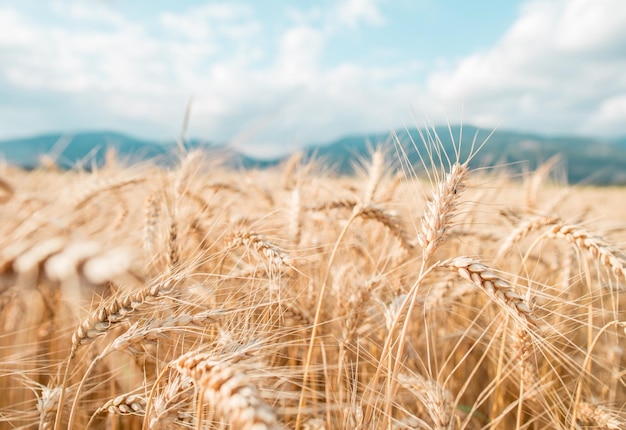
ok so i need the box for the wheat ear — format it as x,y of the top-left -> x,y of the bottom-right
307,198 -> 357,212
148,374 -> 195,429
546,223 -> 626,281
511,322 -> 542,414
576,402 -> 625,429
444,257 -> 538,327
227,231 -> 294,270
144,191 -> 160,256
173,351 -> 283,430
398,373 -> 456,430
74,177 -> 145,210
54,281 -> 173,429
355,204 -> 414,251
70,310 -> 220,427
94,393 -> 146,421
0,175 -> 14,203
363,147 -> 384,204
418,162 -> 468,258
497,214 -> 560,260
70,281 -> 171,357
36,384 -> 63,430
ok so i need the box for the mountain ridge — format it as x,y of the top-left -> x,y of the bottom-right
1,127 -> 625,184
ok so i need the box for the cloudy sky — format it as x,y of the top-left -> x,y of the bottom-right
1,0 -> 625,156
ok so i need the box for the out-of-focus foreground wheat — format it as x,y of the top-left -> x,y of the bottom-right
0,136 -> 625,429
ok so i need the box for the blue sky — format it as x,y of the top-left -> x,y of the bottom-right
1,0 -> 625,156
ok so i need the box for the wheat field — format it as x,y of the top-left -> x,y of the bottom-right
1,134 -> 625,429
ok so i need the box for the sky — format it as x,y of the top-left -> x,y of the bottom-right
1,0 -> 625,157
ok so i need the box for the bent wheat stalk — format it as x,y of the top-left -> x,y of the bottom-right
355,204 -> 414,251
443,256 -> 538,327
546,223 -> 626,281
227,231 -> 294,271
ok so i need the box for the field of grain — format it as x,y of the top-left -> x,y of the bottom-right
1,137 -> 625,429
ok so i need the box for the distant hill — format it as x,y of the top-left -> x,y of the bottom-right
0,131 -> 268,170
1,127 -> 625,185
303,125 -> 626,185
0,131 -> 175,169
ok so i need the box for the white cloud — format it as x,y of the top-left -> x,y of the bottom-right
555,0 -> 626,54
0,1 -> 420,155
160,3 -> 257,42
4,0 -> 624,158
586,95 -> 626,134
426,0 -> 626,135
63,2 -> 129,28
336,0 -> 385,29
276,26 -> 324,85
0,7 -> 37,46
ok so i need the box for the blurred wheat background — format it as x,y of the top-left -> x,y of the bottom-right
0,132 -> 625,430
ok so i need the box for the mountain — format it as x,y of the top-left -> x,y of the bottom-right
303,125 -> 626,185
0,131 -> 268,170
0,131 -> 171,169
1,127 -> 625,185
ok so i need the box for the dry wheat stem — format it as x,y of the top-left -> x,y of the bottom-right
571,320 -> 626,429
296,207 -> 360,429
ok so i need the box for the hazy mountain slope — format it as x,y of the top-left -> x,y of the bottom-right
0,131 -> 169,168
1,127 -> 625,184
304,125 -> 626,185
